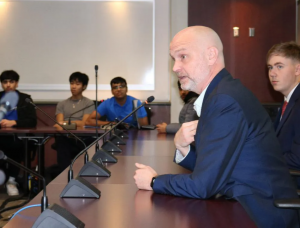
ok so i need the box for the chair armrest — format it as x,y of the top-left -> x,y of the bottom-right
274,198 -> 300,209
289,169 -> 300,177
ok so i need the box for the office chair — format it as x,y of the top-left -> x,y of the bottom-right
274,169 -> 300,225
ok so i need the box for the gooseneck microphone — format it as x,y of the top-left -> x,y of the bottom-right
69,96 -> 155,177
67,103 -> 95,125
0,91 -> 19,121
94,65 -> 101,154
0,150 -> 48,212
60,96 -> 155,198
25,98 -> 89,164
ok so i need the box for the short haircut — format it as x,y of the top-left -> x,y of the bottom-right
267,41 -> 300,63
69,72 -> 89,87
110,77 -> 127,87
0,70 -> 20,82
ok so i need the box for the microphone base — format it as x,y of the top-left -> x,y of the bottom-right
78,160 -> 111,177
114,129 -> 129,139
32,203 -> 85,228
93,148 -> 117,163
60,176 -> 100,198
102,140 -> 122,153
62,123 -> 77,130
109,134 -> 126,145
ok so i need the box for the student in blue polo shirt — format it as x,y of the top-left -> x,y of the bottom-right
85,77 -> 148,127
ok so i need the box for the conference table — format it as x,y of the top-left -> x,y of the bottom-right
0,126 -> 106,177
3,130 -> 256,228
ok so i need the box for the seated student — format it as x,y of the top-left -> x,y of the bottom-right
0,70 -> 37,196
54,72 -> 95,173
267,41 -> 300,185
85,77 -> 148,128
156,81 -> 198,134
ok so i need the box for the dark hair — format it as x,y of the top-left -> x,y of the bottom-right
110,77 -> 127,87
184,91 -> 198,104
69,72 -> 89,87
0,70 -> 20,82
177,80 -> 182,90
267,41 -> 300,63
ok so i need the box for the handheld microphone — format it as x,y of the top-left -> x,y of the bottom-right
25,98 -> 89,164
0,91 -> 19,121
0,150 -> 48,212
66,103 -> 95,127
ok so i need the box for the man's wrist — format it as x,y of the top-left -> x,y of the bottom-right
176,146 -> 189,156
150,176 -> 156,188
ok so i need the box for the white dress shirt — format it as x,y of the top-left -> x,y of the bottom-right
280,83 -> 299,121
175,85 -> 209,163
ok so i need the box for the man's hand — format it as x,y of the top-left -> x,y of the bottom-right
156,122 -> 167,133
0,119 -> 16,128
174,120 -> 198,157
53,123 -> 63,130
134,163 -> 157,190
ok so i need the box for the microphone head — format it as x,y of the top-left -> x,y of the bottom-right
0,91 -> 19,111
95,65 -> 98,71
0,150 -> 6,160
25,98 -> 31,103
0,169 -> 5,185
146,96 -> 155,103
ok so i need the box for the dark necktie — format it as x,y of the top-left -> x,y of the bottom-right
281,101 -> 288,117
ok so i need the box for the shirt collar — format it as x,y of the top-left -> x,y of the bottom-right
285,83 -> 299,102
193,85 -> 209,117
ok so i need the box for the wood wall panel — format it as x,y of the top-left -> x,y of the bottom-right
188,0 -> 296,102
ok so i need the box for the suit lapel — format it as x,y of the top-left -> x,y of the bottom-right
274,103 -> 283,130
275,84 -> 300,135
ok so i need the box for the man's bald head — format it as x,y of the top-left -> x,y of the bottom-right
170,26 -> 225,94
171,26 -> 224,66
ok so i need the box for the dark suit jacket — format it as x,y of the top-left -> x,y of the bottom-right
0,90 -> 37,128
274,84 -> 300,171
153,69 -> 298,228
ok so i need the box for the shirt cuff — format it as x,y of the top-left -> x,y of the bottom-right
175,145 -> 190,163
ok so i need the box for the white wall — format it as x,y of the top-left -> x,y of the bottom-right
0,0 -> 188,122
0,0 -> 169,102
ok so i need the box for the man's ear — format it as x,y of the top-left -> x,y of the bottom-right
15,81 -> 19,89
207,47 -> 218,66
295,63 -> 300,76
82,85 -> 87,91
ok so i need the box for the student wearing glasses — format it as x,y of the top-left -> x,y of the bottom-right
85,77 -> 148,127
